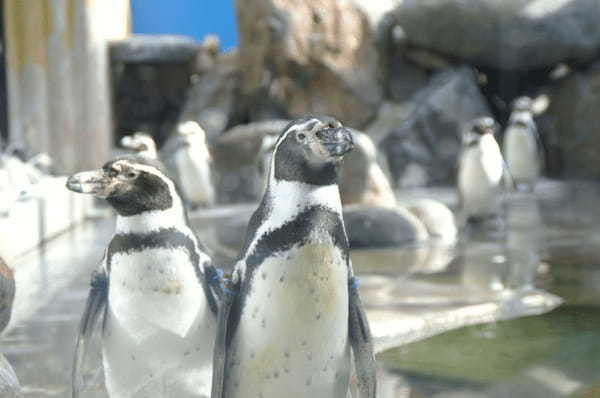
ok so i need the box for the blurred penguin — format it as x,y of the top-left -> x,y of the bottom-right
503,97 -> 541,191
458,117 -> 508,224
339,130 -> 396,208
120,132 -> 158,160
173,121 -> 216,209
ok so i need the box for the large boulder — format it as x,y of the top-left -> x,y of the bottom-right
178,50 -> 238,142
390,0 -> 600,71
539,62 -> 600,179
381,67 -> 492,187
234,0 -> 383,128
344,205 -> 428,249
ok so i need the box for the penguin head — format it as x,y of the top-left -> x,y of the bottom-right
177,121 -> 206,140
120,132 -> 157,157
463,117 -> 497,147
512,96 -> 533,113
66,156 -> 180,216
270,116 -> 354,185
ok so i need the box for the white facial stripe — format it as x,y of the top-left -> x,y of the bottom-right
268,118 -> 323,181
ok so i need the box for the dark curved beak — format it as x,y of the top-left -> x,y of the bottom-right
318,127 -> 354,157
66,169 -> 110,197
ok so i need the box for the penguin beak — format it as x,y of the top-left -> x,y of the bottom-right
317,127 -> 354,158
66,169 -> 111,197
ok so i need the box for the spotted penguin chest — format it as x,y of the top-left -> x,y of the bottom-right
107,247 -> 206,341
227,237 -> 351,398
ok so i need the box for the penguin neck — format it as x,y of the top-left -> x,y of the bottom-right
115,203 -> 189,235
264,177 -> 342,225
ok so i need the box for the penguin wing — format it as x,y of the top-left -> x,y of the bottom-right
348,277 -> 377,398
72,268 -> 108,398
211,277 -> 240,398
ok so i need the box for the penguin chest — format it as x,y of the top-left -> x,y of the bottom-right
175,147 -> 214,205
228,237 -> 351,397
459,144 -> 504,214
107,247 -> 206,341
504,127 -> 538,182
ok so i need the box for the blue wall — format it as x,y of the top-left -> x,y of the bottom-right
131,0 -> 238,50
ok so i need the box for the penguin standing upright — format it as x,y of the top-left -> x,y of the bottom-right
211,116 -> 376,398
67,156 -> 219,398
173,121 -> 216,208
458,117 -> 507,223
120,132 -> 158,159
503,97 -> 541,191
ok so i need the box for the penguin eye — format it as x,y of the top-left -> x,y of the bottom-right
125,171 -> 138,180
296,132 -> 307,142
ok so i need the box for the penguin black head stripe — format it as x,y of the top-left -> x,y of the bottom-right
464,116 -> 497,147
270,115 -> 354,186
66,155 -> 178,216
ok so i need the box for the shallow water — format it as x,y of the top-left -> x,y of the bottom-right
0,180 -> 598,397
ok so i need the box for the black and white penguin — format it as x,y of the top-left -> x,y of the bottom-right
503,97 -> 541,191
211,116 -> 377,398
67,155 -> 220,398
120,132 -> 158,160
173,121 -> 216,208
458,117 -> 507,223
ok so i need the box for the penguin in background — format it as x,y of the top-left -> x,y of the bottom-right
458,117 -> 510,225
173,121 -> 216,209
211,116 -> 377,398
67,155 -> 220,398
503,97 -> 542,191
120,132 -> 158,160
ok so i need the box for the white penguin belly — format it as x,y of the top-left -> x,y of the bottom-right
226,237 -> 351,398
459,145 -> 503,216
504,127 -> 538,183
175,149 -> 215,206
103,248 -> 215,397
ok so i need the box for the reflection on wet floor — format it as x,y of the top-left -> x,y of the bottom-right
1,181 -> 600,397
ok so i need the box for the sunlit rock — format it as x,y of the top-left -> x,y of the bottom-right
389,0 -> 600,70
235,0 -> 383,128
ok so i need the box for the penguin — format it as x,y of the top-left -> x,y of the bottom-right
458,117 -> 508,224
120,132 -> 158,159
502,96 -> 541,191
67,155 -> 220,398
339,130 -> 396,208
211,116 -> 377,398
173,121 -> 216,209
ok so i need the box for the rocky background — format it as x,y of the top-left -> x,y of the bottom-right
110,0 -> 600,202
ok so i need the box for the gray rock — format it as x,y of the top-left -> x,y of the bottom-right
381,67 -> 492,187
539,62 -> 600,179
0,354 -> 21,398
110,35 -> 201,63
235,0 -> 383,128
178,52 -> 238,141
344,205 -> 428,249
391,0 -> 600,71
0,257 -> 15,333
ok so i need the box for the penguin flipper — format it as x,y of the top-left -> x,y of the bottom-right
72,269 -> 108,398
211,277 -> 240,398
348,277 -> 377,398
